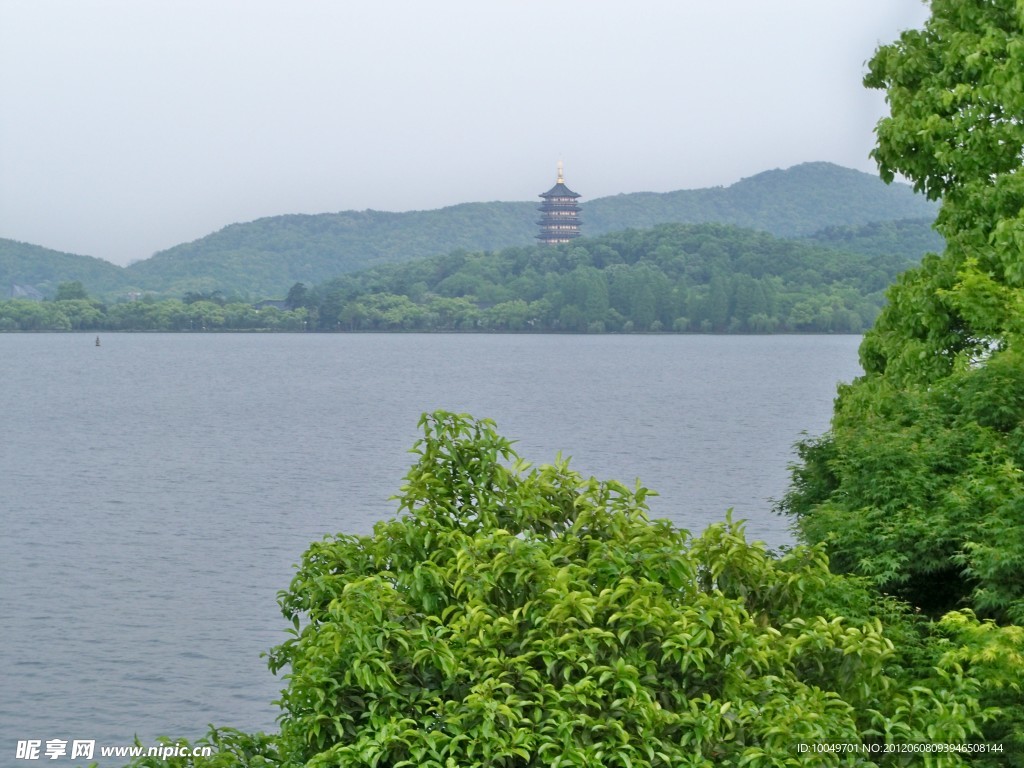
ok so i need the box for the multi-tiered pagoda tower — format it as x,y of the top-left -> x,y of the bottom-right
536,162 -> 581,244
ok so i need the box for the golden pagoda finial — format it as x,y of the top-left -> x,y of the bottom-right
557,160 -> 564,184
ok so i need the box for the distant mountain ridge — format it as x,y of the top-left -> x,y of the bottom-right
0,239 -> 128,299
584,162 -> 938,237
1,162 -> 940,299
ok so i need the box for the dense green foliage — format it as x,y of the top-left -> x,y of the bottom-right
311,223 -> 922,333
804,217 -> 944,262
3,163 -> 936,301
784,0 -> 1024,624
0,297 -> 312,331
783,347 -> 1024,621
126,413 -> 998,768
0,238 -> 131,296
119,203 -> 538,298
0,222 -> 935,333
782,0 -> 1024,757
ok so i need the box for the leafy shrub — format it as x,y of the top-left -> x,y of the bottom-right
260,412 -> 984,767
123,412 -> 998,767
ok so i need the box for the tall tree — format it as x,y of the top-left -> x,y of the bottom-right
861,0 -> 1024,383
783,3 -> 1024,754
286,282 -> 309,309
54,280 -> 89,301
787,0 -> 1024,619
265,412 -> 985,767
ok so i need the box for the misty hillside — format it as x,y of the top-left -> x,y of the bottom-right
0,239 -> 131,297
803,216 -> 944,258
583,162 -> 939,236
1,162 -> 939,299
310,221 -> 930,334
120,201 -> 539,298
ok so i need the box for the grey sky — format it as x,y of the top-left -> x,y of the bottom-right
0,1 -> 930,267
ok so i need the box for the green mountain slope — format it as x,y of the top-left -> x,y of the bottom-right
310,222 -> 927,333
2,162 -> 940,300
1,239 -> 129,298
121,202 -> 538,297
0,222 -> 934,333
584,162 -> 939,237
801,216 -> 944,260
119,162 -> 937,298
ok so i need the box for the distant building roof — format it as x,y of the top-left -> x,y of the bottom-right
539,181 -> 580,199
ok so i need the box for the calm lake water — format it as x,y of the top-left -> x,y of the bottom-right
0,333 -> 861,764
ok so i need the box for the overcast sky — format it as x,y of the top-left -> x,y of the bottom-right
1,1 -> 930,266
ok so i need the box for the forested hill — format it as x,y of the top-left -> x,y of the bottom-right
120,201 -> 539,298
309,222 -> 928,334
0,222 -> 937,333
582,162 -> 938,237
803,216 -> 943,259
1,162 -> 939,299
123,162 -> 936,297
0,239 -> 130,298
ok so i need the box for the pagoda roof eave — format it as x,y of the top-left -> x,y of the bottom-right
539,182 -> 580,199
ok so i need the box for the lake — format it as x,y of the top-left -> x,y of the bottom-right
0,333 -> 861,764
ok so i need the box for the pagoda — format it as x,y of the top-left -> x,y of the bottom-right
536,162 -> 582,244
